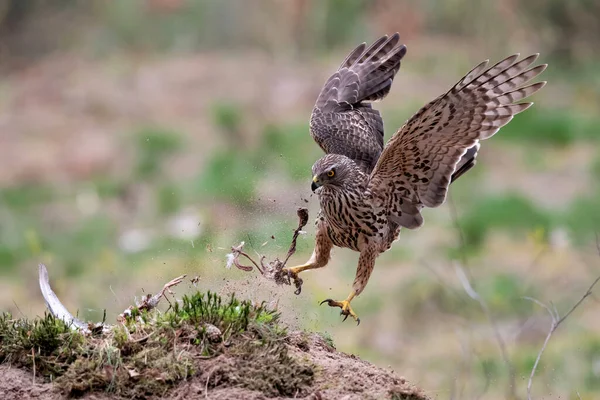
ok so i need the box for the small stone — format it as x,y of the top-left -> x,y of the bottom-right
203,323 -> 222,342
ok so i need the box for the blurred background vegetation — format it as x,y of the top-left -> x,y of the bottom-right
0,0 -> 599,398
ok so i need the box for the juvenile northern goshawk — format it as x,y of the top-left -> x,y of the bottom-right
284,33 -> 546,324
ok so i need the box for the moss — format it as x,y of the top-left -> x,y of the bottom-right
0,312 -> 85,378
216,326 -> 314,397
0,291 -> 314,399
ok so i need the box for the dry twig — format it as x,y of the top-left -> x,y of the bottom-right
117,274 -> 187,322
226,207 -> 309,294
525,235 -> 600,399
31,347 -> 36,385
524,274 -> 600,400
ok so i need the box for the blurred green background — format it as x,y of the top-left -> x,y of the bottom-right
0,0 -> 599,399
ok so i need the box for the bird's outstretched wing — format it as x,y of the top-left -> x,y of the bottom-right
367,54 -> 547,229
310,33 -> 407,173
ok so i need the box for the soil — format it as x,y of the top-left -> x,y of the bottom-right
0,332 -> 428,400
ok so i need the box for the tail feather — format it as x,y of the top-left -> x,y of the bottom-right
316,33 -> 407,110
354,33 -> 400,66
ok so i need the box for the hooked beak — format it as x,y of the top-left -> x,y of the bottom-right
311,176 -> 321,192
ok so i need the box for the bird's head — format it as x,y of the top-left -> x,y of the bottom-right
311,154 -> 357,193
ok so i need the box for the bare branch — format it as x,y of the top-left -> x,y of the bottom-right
118,274 -> 187,322
557,276 -> 600,326
38,263 -> 94,333
525,273 -> 600,400
454,264 -> 480,301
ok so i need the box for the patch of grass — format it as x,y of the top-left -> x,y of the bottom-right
211,101 -> 243,143
93,178 -> 127,199
47,215 -> 117,277
260,122 -> 321,181
592,154 -> 600,183
156,182 -> 182,216
0,228 -> 33,272
477,356 -> 501,383
197,121 -> 321,207
496,107 -> 600,147
0,312 -> 84,377
95,0 -> 251,54
563,192 -> 600,244
316,331 -> 335,349
583,337 -> 600,390
308,0 -> 368,51
97,0 -> 202,52
0,185 -> 55,211
459,194 -> 553,249
397,274 -> 478,321
196,149 -> 262,206
398,272 -> 536,323
0,212 -> 43,272
0,244 -> 25,272
134,127 -> 184,180
513,346 -> 546,380
0,291 -> 314,398
478,273 -> 537,317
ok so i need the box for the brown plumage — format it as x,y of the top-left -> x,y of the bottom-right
285,33 -> 547,324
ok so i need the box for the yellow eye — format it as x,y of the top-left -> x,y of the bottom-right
327,170 -> 335,177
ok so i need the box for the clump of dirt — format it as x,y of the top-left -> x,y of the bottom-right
0,291 -> 428,400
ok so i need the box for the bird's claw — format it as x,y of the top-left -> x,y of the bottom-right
284,268 -> 303,295
320,298 -> 360,325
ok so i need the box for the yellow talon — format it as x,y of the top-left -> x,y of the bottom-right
320,296 -> 360,325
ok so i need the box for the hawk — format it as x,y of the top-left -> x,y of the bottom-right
284,33 -> 546,324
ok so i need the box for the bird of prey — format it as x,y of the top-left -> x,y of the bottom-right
283,33 -> 546,324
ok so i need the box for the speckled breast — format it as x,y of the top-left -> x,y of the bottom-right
318,187 -> 380,252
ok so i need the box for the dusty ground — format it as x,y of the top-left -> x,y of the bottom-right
0,332 -> 427,400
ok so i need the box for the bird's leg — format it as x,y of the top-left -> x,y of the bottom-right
283,217 -> 333,294
320,244 -> 377,325
284,250 -> 321,277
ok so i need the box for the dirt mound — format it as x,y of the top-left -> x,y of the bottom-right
168,332 -> 427,400
0,291 -> 428,400
0,332 -> 426,400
